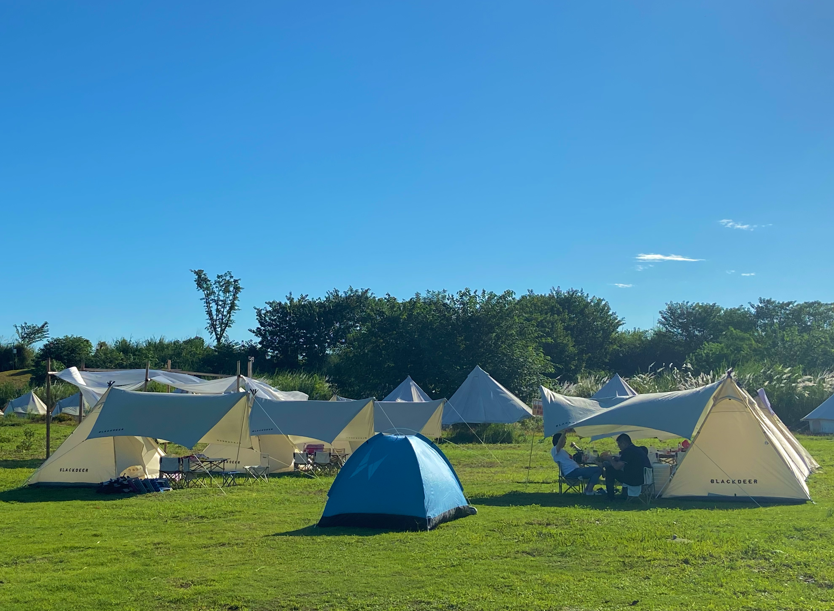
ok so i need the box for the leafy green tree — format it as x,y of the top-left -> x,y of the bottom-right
191,269 -> 243,345
251,288 -> 376,370
39,336 -> 93,368
14,321 -> 49,347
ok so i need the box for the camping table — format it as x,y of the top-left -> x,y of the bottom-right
191,458 -> 227,473
657,453 -> 677,465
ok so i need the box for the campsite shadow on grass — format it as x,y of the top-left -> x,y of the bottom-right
272,525 -> 400,537
0,486 -> 124,504
470,491 -> 762,511
0,459 -> 45,470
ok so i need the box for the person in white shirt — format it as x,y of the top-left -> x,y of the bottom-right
551,432 -> 602,495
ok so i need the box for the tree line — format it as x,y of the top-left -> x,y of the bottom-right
3,284 -> 833,406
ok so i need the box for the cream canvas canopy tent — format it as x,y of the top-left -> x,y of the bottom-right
802,393 -> 834,434
383,376 -> 432,402
54,366 -> 308,406
2,391 -> 47,417
374,399 -> 445,438
28,388 -> 252,486
250,397 -> 375,454
539,374 -> 637,433
443,366 -> 532,425
544,376 -> 815,502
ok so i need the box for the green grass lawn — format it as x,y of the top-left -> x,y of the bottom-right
1,422 -> 834,611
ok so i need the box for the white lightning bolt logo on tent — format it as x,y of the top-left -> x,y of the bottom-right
350,450 -> 386,480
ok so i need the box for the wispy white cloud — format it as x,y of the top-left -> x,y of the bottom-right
741,272 -> 756,277
719,219 -> 771,231
635,264 -> 654,272
636,253 -> 703,262
612,283 -> 633,288
726,270 -> 736,275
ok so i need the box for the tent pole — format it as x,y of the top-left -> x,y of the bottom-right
247,356 -> 253,378
78,391 -> 83,425
237,361 -> 241,392
525,432 -> 534,485
143,362 -> 150,392
45,358 -> 52,459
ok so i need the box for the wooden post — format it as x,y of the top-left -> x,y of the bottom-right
247,357 -> 253,378
46,357 -> 52,459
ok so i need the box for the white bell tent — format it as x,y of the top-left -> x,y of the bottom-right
802,393 -> 834,434
3,391 -> 47,417
443,366 -> 532,425
383,376 -> 432,402
52,392 -> 93,417
28,388 -> 251,486
592,374 -> 638,400
374,399 -> 445,438
544,377 -> 815,502
249,397 -> 375,454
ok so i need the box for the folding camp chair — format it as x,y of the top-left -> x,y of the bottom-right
313,451 -> 333,474
294,452 -> 311,471
244,453 -> 271,483
558,465 -> 588,494
624,467 -> 655,505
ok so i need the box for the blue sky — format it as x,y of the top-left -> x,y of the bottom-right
2,1 -> 833,345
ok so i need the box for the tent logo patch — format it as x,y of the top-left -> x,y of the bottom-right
710,478 -> 758,485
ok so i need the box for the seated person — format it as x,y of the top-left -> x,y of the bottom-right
603,433 -> 652,500
551,433 -> 602,495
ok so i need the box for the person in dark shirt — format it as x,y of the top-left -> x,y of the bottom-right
603,433 -> 652,500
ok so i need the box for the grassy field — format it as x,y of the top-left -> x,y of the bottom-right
1,420 -> 834,611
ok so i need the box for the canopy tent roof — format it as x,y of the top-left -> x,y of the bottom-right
3,391 -> 47,417
544,381 -> 723,440
383,376 -> 432,402
802,393 -> 834,422
249,397 -> 374,444
374,399 -> 445,438
318,434 -> 476,531
87,388 -> 251,449
54,366 -> 307,406
592,374 -> 638,400
444,366 -> 532,425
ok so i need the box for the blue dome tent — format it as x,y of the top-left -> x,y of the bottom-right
318,434 -> 476,531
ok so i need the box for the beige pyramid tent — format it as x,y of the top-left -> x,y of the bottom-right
3,391 -> 47,417
374,399 -> 445,438
28,388 -> 252,486
547,376 -> 814,502
754,389 -> 819,476
28,397 -> 163,486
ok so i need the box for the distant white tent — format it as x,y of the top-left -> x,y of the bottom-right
546,377 -> 814,502
443,366 -> 532,425
52,392 -> 93,417
374,400 -> 445,438
592,374 -> 638,400
802,393 -> 834,434
250,397 -> 375,454
28,394 -> 163,486
2,391 -> 47,417
383,376 -> 432,402
329,395 -> 354,402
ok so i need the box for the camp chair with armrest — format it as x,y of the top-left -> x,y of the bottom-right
624,467 -> 655,505
293,452 -> 310,471
558,464 -> 588,494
